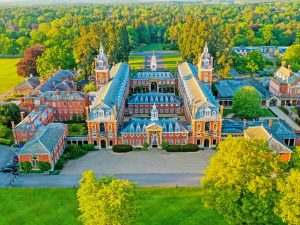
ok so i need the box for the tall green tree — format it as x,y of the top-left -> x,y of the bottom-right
77,170 -> 139,225
0,103 -> 21,126
282,44 -> 300,72
275,169 -> 300,225
232,86 -> 262,119
200,137 -> 283,225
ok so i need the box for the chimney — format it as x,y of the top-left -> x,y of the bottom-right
282,61 -> 286,68
11,121 -> 15,129
28,115 -> 31,122
53,82 -> 56,89
243,119 -> 247,130
56,89 -> 59,94
85,107 -> 89,119
40,78 -> 45,85
269,119 -> 273,128
20,112 -> 25,121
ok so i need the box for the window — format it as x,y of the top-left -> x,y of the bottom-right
110,140 -> 113,146
64,102 -> 67,106
32,156 -> 38,167
131,139 -> 134,145
205,122 -> 210,131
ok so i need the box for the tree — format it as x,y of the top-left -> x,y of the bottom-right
232,86 -> 262,119
275,169 -> 300,225
77,170 -> 139,225
289,146 -> 300,170
200,137 -> 283,225
245,51 -> 265,75
37,45 -> 76,78
38,161 -> 51,172
83,83 -> 96,93
16,44 -> 46,77
0,103 -> 20,126
282,44 -> 300,72
0,124 -> 11,138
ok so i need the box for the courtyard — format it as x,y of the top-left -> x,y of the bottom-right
61,149 -> 215,175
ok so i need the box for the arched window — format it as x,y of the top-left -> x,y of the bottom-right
169,124 -> 173,132
205,122 -> 210,131
99,123 -> 105,133
175,124 -> 180,132
130,125 -> 135,133
136,125 -> 141,133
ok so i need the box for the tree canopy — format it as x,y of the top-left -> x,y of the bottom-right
282,44 -> 300,72
232,86 -> 262,119
275,169 -> 300,225
77,170 -> 139,225
200,137 -> 284,225
0,103 -> 20,126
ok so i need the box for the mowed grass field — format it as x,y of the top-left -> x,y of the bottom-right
162,53 -> 182,70
223,108 -> 275,117
0,187 -> 228,225
0,58 -> 24,94
129,55 -> 145,70
134,43 -> 164,51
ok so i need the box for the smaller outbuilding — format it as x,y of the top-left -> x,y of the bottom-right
18,123 -> 68,171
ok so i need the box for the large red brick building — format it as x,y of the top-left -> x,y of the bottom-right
94,43 -> 110,91
269,61 -> 300,105
12,105 -> 54,144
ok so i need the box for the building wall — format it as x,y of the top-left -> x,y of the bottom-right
128,103 -> 180,115
14,87 -> 34,96
41,98 -> 88,122
95,70 -> 110,90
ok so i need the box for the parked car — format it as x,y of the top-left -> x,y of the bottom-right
0,167 -> 17,174
10,156 -> 19,163
5,161 -> 19,168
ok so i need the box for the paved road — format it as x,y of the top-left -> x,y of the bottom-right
0,145 -> 17,187
12,173 -> 203,188
269,106 -> 300,130
61,149 -> 214,175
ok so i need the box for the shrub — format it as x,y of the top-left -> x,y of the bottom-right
0,138 -> 11,145
143,142 -> 150,149
55,159 -> 64,170
0,124 -> 10,138
38,161 -> 51,172
160,141 -> 169,150
69,124 -> 80,133
166,144 -> 199,152
64,144 -> 87,159
112,144 -> 133,153
81,144 -> 95,151
20,161 -> 32,173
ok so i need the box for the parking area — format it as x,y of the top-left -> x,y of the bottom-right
61,149 -> 215,175
0,145 -> 17,187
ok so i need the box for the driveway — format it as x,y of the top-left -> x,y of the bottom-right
61,149 -> 215,175
0,145 -> 17,187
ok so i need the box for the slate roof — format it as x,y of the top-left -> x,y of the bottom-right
37,70 -> 75,93
222,120 -> 297,139
178,62 -> 219,108
14,105 -> 53,131
132,71 -> 175,80
14,77 -> 40,91
40,91 -> 86,101
244,126 -> 292,154
89,63 -> 130,120
128,93 -> 181,105
18,123 -> 67,155
214,78 -> 270,98
121,118 -> 188,133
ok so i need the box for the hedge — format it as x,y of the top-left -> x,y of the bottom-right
38,161 -> 51,172
0,138 -> 11,145
81,144 -> 96,151
62,144 -> 87,160
54,159 -> 64,170
20,161 -> 32,173
112,144 -> 133,153
165,144 -> 199,152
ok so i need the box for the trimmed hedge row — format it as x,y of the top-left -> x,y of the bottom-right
0,138 -> 11,145
112,144 -> 133,153
165,144 -> 199,152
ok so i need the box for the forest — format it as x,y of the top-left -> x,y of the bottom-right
0,1 -> 299,77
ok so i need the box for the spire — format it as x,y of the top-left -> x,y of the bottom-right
151,103 -> 158,121
99,43 -> 104,54
204,42 -> 208,53
150,51 -> 157,71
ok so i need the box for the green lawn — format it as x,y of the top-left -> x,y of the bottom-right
134,43 -> 164,51
162,53 -> 182,70
0,187 -> 228,225
223,108 -> 275,117
0,58 -> 24,94
291,107 -> 297,114
129,55 -> 145,70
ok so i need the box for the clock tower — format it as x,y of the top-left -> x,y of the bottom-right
198,43 -> 214,88
95,43 -> 109,91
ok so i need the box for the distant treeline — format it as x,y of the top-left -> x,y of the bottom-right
0,2 -> 299,77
